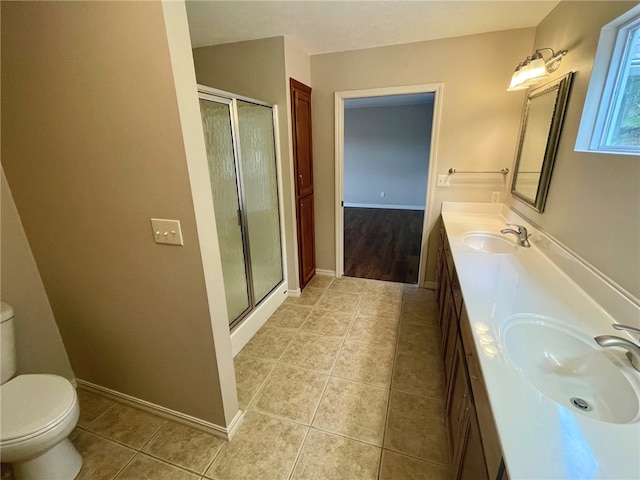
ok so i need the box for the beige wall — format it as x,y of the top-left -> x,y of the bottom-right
192,37 -> 301,290
1,169 -> 75,381
1,1 -> 228,425
507,1 -> 640,300
310,28 -> 536,282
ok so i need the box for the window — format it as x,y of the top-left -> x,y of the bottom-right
576,5 -> 640,155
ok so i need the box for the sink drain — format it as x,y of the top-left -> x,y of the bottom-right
570,397 -> 591,411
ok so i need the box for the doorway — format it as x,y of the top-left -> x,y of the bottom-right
335,85 -> 443,287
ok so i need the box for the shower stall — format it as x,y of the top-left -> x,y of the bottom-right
198,86 -> 285,334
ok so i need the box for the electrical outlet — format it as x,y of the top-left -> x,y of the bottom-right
380,191 -> 385,198
491,191 -> 501,203
437,175 -> 450,187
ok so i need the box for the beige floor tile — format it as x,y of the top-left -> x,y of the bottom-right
392,350 -> 445,399
115,453 -> 198,480
306,275 -> 334,290
327,276 -> 368,294
142,421 -> 225,474
357,295 -> 401,318
346,315 -> 398,349
312,377 -> 388,446
332,341 -> 394,387
251,365 -> 329,424
396,323 -> 441,356
285,287 -> 324,306
233,354 -> 276,409
76,388 -> 117,427
268,304 -> 313,329
402,286 -> 437,305
280,331 -> 343,373
87,403 -> 165,449
70,427 -> 82,440
291,429 -> 380,480
400,300 -> 439,326
384,391 -> 449,464
315,290 -> 361,315
205,411 -> 307,480
379,450 -> 449,480
239,325 -> 297,360
72,430 -> 136,480
364,280 -> 404,300
300,309 -> 353,337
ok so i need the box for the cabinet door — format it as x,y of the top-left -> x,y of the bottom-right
461,310 -> 504,479
290,79 -> 314,198
458,405 -> 490,480
446,337 -> 471,459
297,193 -> 316,288
443,298 -> 459,387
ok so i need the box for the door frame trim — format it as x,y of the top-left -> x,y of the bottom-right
334,83 -> 444,287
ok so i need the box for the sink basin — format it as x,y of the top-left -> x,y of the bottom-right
501,315 -> 640,424
463,232 -> 516,254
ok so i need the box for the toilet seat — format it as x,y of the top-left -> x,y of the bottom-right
1,374 -> 76,445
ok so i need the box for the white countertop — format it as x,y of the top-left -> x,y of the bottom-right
441,203 -> 640,480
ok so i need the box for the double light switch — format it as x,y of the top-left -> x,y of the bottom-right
150,218 -> 184,246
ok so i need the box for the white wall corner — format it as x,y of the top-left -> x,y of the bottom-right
161,0 -> 238,427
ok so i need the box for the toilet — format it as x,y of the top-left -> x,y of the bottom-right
0,302 -> 82,479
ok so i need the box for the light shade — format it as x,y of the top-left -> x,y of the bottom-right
507,48 -> 565,91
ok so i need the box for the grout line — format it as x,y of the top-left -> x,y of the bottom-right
377,288 -> 404,479
286,424 -> 312,480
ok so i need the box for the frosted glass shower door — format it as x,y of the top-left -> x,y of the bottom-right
236,101 -> 284,304
199,97 -> 251,324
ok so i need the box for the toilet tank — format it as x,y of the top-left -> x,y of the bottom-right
1,302 -> 17,384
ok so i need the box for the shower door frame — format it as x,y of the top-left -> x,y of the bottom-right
198,84 -> 288,354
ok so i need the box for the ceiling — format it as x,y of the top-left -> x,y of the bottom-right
185,1 -> 560,55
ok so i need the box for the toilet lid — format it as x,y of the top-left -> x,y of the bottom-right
1,374 -> 76,442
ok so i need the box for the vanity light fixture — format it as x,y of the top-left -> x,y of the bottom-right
507,48 -> 568,91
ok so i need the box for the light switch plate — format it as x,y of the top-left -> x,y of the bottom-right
150,218 -> 184,246
437,175 -> 450,187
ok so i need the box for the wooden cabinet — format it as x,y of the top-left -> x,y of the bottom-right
290,78 -> 315,289
437,217 -> 507,480
437,221 -> 463,386
458,405 -> 490,480
297,193 -> 316,289
448,339 -> 489,480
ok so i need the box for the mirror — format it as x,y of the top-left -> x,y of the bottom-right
511,72 -> 573,213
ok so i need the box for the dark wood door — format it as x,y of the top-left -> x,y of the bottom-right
291,79 -> 313,198
290,78 -> 315,289
297,193 -> 316,289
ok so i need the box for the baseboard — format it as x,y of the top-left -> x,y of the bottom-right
344,202 -> 425,211
315,269 -> 335,276
288,288 -> 301,297
422,281 -> 437,290
76,379 -> 244,441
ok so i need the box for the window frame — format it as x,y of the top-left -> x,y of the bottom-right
575,4 -> 640,155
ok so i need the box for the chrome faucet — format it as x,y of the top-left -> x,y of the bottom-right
500,224 -> 531,247
595,324 -> 640,372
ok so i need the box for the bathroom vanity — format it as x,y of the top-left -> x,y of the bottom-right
437,202 -> 640,480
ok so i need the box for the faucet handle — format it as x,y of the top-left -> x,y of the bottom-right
507,223 -> 526,233
613,324 -> 640,340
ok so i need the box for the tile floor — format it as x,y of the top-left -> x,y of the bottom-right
2,277 -> 450,480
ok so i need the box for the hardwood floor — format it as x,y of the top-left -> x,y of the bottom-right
344,207 -> 423,284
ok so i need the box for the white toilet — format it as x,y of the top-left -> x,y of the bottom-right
0,302 -> 82,479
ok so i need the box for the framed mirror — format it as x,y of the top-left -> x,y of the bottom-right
511,72 -> 574,212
